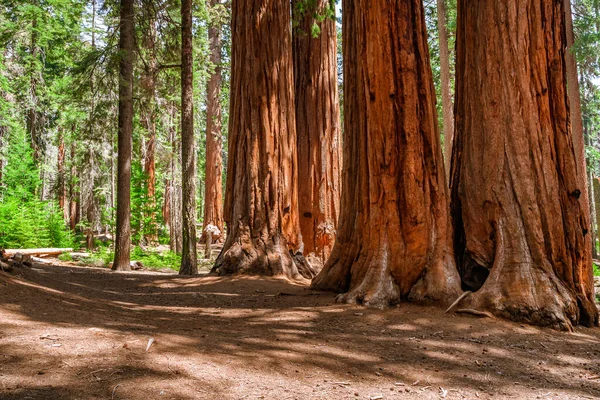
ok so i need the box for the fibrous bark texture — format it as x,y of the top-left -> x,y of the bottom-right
112,0 -> 134,272
311,0 -> 461,307
451,0 -> 598,330
213,0 -> 315,280
292,0 -> 341,263
202,0 -> 225,243
179,0 -> 197,275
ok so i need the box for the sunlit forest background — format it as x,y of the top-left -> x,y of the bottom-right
1,0 -> 599,272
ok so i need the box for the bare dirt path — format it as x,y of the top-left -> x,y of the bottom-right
0,263 -> 599,400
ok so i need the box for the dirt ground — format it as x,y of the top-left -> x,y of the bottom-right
0,262 -> 599,400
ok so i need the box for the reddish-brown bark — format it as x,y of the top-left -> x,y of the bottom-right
450,0 -> 598,330
311,0 -> 461,307
292,0 -> 341,263
69,141 -> 79,232
213,0 -> 315,280
57,131 -> 67,221
202,0 -> 224,244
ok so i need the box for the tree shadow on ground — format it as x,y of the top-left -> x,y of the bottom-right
0,264 -> 599,399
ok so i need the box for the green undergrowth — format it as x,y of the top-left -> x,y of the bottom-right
594,262 -> 600,277
76,246 -> 182,271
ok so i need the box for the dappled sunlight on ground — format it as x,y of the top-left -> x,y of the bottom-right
0,263 -> 599,399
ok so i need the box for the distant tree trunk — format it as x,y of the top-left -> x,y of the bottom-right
292,0 -> 341,263
594,177 -> 600,256
213,0 -> 315,280
112,0 -> 135,272
451,0 -> 598,330
311,0 -> 461,307
179,0 -> 197,275
27,16 -> 42,164
57,130 -> 67,221
202,0 -> 225,244
437,0 -> 454,182
589,168 -> 598,259
69,141 -> 79,231
163,179 -> 171,227
564,0 -> 588,197
0,126 -> 4,188
141,9 -> 158,244
168,102 -> 183,254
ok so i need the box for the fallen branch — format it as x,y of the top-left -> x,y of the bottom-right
445,291 -> 472,314
4,248 -> 73,257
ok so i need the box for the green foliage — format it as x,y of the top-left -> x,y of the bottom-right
58,252 -> 73,261
131,247 -> 181,271
0,128 -> 73,249
0,197 -> 74,249
83,246 -> 181,271
292,0 -> 337,38
594,262 -> 600,277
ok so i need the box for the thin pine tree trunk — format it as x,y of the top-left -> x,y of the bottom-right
437,0 -> 454,183
113,0 -> 135,271
179,0 -> 198,275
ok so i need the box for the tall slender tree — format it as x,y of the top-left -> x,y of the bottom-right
202,0 -> 225,244
179,0 -> 197,275
212,0 -> 316,279
292,0 -> 341,263
140,0 -> 159,244
311,0 -> 461,306
450,0 -> 598,330
112,0 -> 135,271
436,0 -> 454,181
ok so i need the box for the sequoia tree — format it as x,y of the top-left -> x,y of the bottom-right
212,0 -> 315,280
179,0 -> 197,275
311,0 -> 461,307
202,0 -> 225,243
292,0 -> 341,262
112,0 -> 135,272
450,0 -> 598,330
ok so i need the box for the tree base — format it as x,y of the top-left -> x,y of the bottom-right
212,228 -> 318,281
312,247 -> 461,309
456,260 -> 598,331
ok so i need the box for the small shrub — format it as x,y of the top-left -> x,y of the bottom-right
58,253 -> 73,262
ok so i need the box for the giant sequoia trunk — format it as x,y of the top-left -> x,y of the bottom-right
292,0 -> 341,262
112,0 -> 134,272
213,0 -> 315,280
450,0 -> 598,330
179,0 -> 197,275
202,0 -> 225,243
311,0 -> 461,307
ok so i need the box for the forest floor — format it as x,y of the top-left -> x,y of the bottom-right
0,261 -> 599,400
